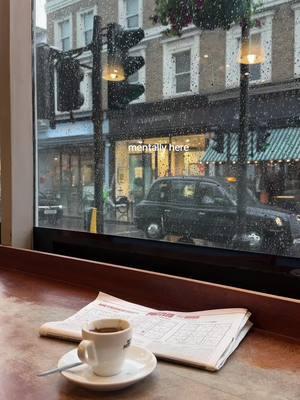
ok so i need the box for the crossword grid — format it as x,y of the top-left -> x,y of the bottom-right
165,322 -> 231,348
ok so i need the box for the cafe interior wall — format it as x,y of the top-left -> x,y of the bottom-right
0,0 -> 34,249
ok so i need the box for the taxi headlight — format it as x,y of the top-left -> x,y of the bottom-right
275,217 -> 283,227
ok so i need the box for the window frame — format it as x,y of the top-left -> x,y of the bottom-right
76,6 -> 97,48
163,32 -> 200,99
173,49 -> 192,94
225,13 -> 274,88
33,227 -> 300,299
17,0 -> 295,301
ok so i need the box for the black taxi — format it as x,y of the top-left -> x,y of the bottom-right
134,176 -> 300,255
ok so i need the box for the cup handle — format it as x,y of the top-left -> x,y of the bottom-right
77,340 -> 98,366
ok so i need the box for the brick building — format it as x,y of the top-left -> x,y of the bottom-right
38,0 -> 300,216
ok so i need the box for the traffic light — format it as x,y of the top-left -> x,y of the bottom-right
256,126 -> 271,152
36,44 -> 55,124
212,131 -> 224,154
107,23 -> 145,110
56,58 -> 85,112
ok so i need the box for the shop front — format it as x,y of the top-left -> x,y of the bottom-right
202,127 -> 300,207
38,121 -> 94,221
114,134 -> 207,201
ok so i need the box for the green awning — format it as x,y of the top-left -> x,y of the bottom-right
202,128 -> 300,163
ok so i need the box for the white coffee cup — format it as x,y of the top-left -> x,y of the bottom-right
77,319 -> 132,377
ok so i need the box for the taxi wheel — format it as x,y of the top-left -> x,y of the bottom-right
145,221 -> 164,240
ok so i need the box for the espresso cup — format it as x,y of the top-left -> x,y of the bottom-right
77,319 -> 132,377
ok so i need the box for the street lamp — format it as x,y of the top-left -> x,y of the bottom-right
239,40 -> 265,65
234,19 -> 265,249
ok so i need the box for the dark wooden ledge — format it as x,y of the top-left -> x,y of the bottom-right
0,245 -> 299,340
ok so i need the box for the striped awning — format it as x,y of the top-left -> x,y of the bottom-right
202,128 -> 300,163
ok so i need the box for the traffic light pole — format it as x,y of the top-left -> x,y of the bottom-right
40,18 -> 145,235
91,16 -> 104,234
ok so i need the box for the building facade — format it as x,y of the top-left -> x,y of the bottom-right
39,0 -> 300,218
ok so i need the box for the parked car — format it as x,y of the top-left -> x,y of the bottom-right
38,192 -> 63,225
134,176 -> 300,255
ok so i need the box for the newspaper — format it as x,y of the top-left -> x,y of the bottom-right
39,292 -> 252,371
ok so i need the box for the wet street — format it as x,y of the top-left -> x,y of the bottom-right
38,216 -> 300,258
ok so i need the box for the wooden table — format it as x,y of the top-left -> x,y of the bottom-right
0,267 -> 299,400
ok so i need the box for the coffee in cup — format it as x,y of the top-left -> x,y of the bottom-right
77,319 -> 132,377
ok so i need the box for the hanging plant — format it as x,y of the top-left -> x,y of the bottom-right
151,0 -> 259,35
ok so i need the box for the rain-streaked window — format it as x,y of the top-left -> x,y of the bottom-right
34,0 -> 300,260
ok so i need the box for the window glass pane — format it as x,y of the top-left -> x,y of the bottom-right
176,73 -> 191,93
34,0 -> 300,264
62,37 -> 70,51
83,11 -> 94,31
59,20 -> 70,50
60,20 -> 70,38
126,0 -> 139,15
84,30 -> 93,45
175,51 -> 191,74
127,15 -> 139,28
249,63 -> 261,81
83,11 -> 94,44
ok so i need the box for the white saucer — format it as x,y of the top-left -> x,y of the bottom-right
57,346 -> 157,391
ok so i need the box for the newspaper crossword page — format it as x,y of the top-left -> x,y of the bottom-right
39,292 -> 252,370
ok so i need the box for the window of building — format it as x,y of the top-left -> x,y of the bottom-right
174,50 -> 191,94
82,11 -> 94,46
249,33 -> 262,81
119,0 -> 142,28
76,8 -> 96,48
226,15 -> 273,88
236,33 -> 262,82
163,34 -> 200,98
58,20 -> 71,51
126,0 -> 139,28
